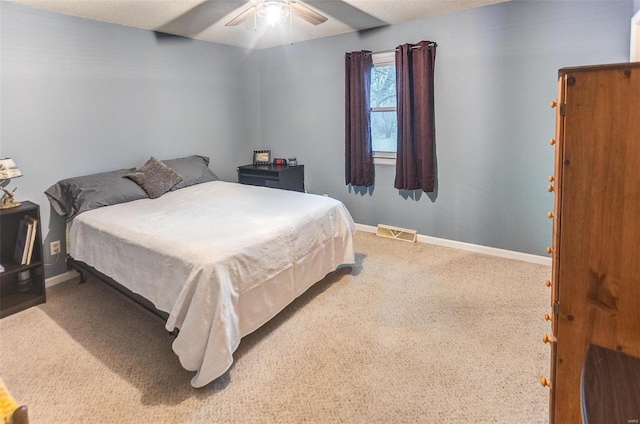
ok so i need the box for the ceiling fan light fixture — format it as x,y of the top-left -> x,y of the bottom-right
256,1 -> 290,27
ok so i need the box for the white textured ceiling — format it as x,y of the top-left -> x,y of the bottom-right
8,0 -> 510,49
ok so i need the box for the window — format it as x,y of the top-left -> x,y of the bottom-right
371,52 -> 397,164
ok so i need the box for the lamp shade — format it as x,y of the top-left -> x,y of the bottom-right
0,158 -> 22,180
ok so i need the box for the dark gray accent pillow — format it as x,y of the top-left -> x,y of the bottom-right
45,168 -> 149,220
162,155 -> 219,191
125,157 -> 183,199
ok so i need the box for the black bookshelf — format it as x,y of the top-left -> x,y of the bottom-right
0,201 -> 46,318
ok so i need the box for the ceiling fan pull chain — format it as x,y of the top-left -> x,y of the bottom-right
254,11 -> 257,31
290,8 -> 293,45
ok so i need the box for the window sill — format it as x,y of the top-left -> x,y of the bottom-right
373,156 -> 396,166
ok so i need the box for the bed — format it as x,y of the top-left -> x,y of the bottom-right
46,156 -> 356,388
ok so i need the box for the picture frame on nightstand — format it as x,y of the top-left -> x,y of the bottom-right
253,150 -> 271,165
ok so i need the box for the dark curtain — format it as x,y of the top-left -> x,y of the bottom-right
395,41 -> 437,192
345,50 -> 374,187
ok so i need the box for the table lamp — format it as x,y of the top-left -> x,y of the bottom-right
0,158 -> 23,209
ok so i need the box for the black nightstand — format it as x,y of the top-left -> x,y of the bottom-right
237,164 -> 304,192
0,201 -> 46,318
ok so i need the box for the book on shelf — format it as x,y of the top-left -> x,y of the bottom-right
24,215 -> 38,265
13,218 -> 30,265
13,217 -> 35,265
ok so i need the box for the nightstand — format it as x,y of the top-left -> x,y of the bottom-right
0,201 -> 46,318
237,164 -> 304,192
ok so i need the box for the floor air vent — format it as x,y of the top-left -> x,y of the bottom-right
376,224 -> 417,243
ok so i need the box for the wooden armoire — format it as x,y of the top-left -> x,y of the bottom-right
543,62 -> 640,423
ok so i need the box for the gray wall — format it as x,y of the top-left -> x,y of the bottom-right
1,2 -> 261,277
258,0 -> 632,256
0,0 -> 634,279
635,0 -> 640,13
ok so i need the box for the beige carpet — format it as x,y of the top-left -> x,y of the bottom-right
0,232 -> 550,423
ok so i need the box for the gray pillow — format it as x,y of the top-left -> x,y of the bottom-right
45,168 -> 148,220
162,155 -> 219,191
125,157 -> 183,199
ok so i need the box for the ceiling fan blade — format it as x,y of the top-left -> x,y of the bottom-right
225,6 -> 255,26
303,0 -> 387,30
156,0 -> 247,37
289,1 -> 327,25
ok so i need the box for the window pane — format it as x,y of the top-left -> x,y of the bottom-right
371,64 -> 397,154
371,111 -> 397,153
370,65 -> 396,108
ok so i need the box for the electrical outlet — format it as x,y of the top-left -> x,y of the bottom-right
50,240 -> 61,256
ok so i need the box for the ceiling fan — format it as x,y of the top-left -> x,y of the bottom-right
225,0 -> 328,28
154,0 -> 387,44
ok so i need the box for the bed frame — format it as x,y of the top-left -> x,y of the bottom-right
67,257 -> 172,326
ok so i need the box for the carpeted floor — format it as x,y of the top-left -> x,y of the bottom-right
0,232 -> 551,423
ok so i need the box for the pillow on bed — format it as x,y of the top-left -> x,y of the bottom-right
45,168 -> 149,220
162,155 -> 219,191
124,157 -> 183,199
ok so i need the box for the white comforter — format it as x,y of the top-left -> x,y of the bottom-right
69,181 -> 356,387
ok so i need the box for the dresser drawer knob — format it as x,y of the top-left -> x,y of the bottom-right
549,138 -> 556,145
547,185 -> 554,192
540,376 -> 552,388
550,101 -> 557,109
542,333 -> 557,344
544,314 -> 553,321
547,212 -> 554,219
548,176 -> 554,182
546,247 -> 553,254
545,280 -> 552,287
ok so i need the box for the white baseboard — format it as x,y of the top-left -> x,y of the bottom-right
355,223 -> 552,266
45,270 -> 80,288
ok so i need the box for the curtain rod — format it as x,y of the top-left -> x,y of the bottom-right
365,43 -> 437,56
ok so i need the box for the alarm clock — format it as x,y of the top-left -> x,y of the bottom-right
273,158 -> 287,166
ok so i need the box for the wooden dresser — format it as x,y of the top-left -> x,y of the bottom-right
543,62 -> 640,423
